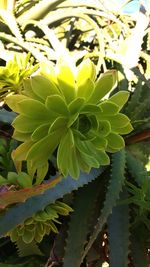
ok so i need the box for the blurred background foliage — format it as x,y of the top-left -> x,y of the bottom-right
0,0 -> 150,266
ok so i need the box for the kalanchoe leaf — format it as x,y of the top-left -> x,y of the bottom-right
6,59 -> 133,179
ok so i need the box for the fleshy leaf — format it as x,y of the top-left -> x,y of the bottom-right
49,117 -> 67,134
5,95 -> 29,113
68,98 -> 85,114
31,123 -> 50,141
109,91 -> 129,111
89,70 -> 117,103
45,95 -> 69,116
57,62 -> 76,103
99,101 -> 119,115
12,141 -> 34,161
113,122 -> 133,135
77,59 -> 96,85
0,168 -> 104,235
13,115 -> 41,133
26,132 -> 61,166
31,75 -> 60,100
17,99 -> 50,120
107,113 -> 130,128
106,132 -> 125,150
77,79 -> 95,101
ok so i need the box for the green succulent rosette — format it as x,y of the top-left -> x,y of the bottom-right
6,59 -> 133,178
0,53 -> 39,99
8,201 -> 73,244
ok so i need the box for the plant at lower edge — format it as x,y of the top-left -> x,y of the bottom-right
7,200 -> 73,244
6,58 -> 133,179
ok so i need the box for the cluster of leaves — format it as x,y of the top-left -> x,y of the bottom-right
0,0 -> 150,267
5,58 -> 132,178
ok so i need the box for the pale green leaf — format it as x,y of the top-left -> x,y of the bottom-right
45,95 -> 69,116
68,97 -> 85,114
17,99 -> 50,120
31,123 -> 50,141
57,62 -> 76,103
89,70 -> 117,103
106,132 -> 125,150
77,59 -> 96,85
99,101 -> 119,115
77,79 -> 95,101
109,91 -> 130,111
13,115 -> 41,133
31,75 -> 60,101
5,95 -> 29,113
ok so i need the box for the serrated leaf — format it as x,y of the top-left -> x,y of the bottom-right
63,178 -> 100,267
16,238 -> 43,257
126,150 -> 148,188
131,227 -> 149,267
0,168 -> 104,236
108,190 -> 130,267
81,150 -> 126,262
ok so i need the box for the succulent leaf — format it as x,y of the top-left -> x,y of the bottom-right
6,59 -> 132,179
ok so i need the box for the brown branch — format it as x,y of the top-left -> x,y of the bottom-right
125,129 -> 150,145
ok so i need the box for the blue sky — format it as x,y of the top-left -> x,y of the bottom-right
103,0 -> 150,14
117,0 -> 148,13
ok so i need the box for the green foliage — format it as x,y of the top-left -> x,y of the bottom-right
0,0 -> 150,266
8,201 -> 72,244
0,54 -> 39,100
63,178 -> 101,267
0,168 -> 103,236
6,59 -> 132,179
108,190 -> 130,267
